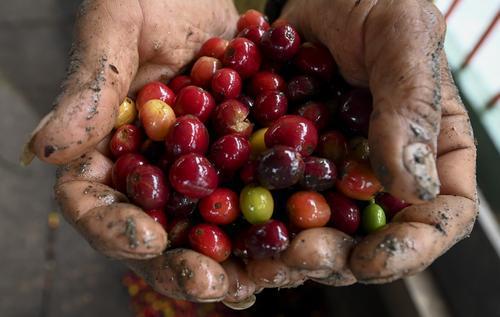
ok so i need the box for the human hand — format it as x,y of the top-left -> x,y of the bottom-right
24,0 -> 252,304
271,0 -> 477,283
23,0 -> 478,308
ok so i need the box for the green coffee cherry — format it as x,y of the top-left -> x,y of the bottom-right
240,185 -> 274,224
362,202 -> 386,233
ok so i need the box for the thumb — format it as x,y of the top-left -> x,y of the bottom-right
22,0 -> 142,165
364,0 -> 446,203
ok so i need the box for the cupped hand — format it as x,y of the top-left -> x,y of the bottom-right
278,0 -> 477,283
24,0 -> 477,308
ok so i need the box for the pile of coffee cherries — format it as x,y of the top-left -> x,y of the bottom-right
110,10 -> 410,263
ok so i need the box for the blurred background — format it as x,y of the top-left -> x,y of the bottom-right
0,0 -> 499,316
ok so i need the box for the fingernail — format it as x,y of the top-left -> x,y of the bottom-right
403,142 -> 440,200
19,110 -> 54,166
223,295 -> 256,310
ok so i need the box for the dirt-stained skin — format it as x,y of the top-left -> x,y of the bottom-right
24,0 -> 477,307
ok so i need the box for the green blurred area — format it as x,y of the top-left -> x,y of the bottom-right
234,0 -> 267,13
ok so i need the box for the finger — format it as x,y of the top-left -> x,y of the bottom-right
350,54 -> 477,283
26,0 -> 142,165
126,249 -> 229,302
436,53 -> 476,201
221,259 -> 257,309
350,222 -> 441,283
281,228 -> 356,285
54,149 -> 167,259
56,150 -> 113,186
281,0 -> 446,203
246,257 -> 307,289
364,0 -> 446,203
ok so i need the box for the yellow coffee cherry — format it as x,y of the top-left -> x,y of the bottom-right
114,97 -> 137,128
249,127 -> 268,159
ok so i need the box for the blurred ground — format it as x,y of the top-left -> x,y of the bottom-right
0,1 -> 130,316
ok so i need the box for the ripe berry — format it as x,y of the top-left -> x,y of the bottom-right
165,115 -> 209,159
339,88 -> 373,136
261,24 -> 301,61
210,134 -> 251,173
198,37 -> 229,60
126,164 -> 169,210
257,145 -> 305,190
211,68 -> 242,100
336,159 -> 382,201
190,56 -> 222,88
212,99 -> 253,137
375,192 -> 410,219
240,220 -> 289,259
287,191 -> 331,229
223,37 -> 261,78
238,26 -> 266,45
169,153 -> 218,198
253,91 -> 288,126
168,75 -> 193,94
296,101 -> 331,131
199,188 -> 240,225
189,224 -> 232,262
112,153 -> 147,193
316,131 -> 348,164
265,115 -> 318,157
237,9 -> 270,32
249,71 -> 286,96
139,99 -> 176,141
326,192 -> 360,235
136,81 -> 175,110
174,85 -> 215,123
293,42 -> 335,80
300,156 -> 337,191
109,124 -> 143,158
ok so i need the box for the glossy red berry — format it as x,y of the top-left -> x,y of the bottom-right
300,156 -> 337,191
257,145 -> 305,190
169,153 -> 218,198
126,164 -> 169,210
287,191 -> 331,229
212,99 -> 253,137
336,159 -> 382,201
198,37 -> 229,60
165,115 -> 209,159
199,188 -> 240,225
339,88 -> 373,136
237,9 -> 270,32
260,24 -> 301,61
253,91 -> 288,126
145,209 -> 167,230
168,75 -> 192,94
293,42 -> 335,80
189,224 -> 232,262
223,37 -> 261,78
265,115 -> 318,157
112,153 -> 147,193
296,101 -> 331,131
174,85 -> 215,122
237,26 -> 266,45
241,220 -> 289,259
109,124 -> 143,158
211,68 -> 242,100
249,71 -> 286,96
190,56 -> 222,88
136,81 -> 175,110
210,134 -> 251,173
326,192 -> 361,235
